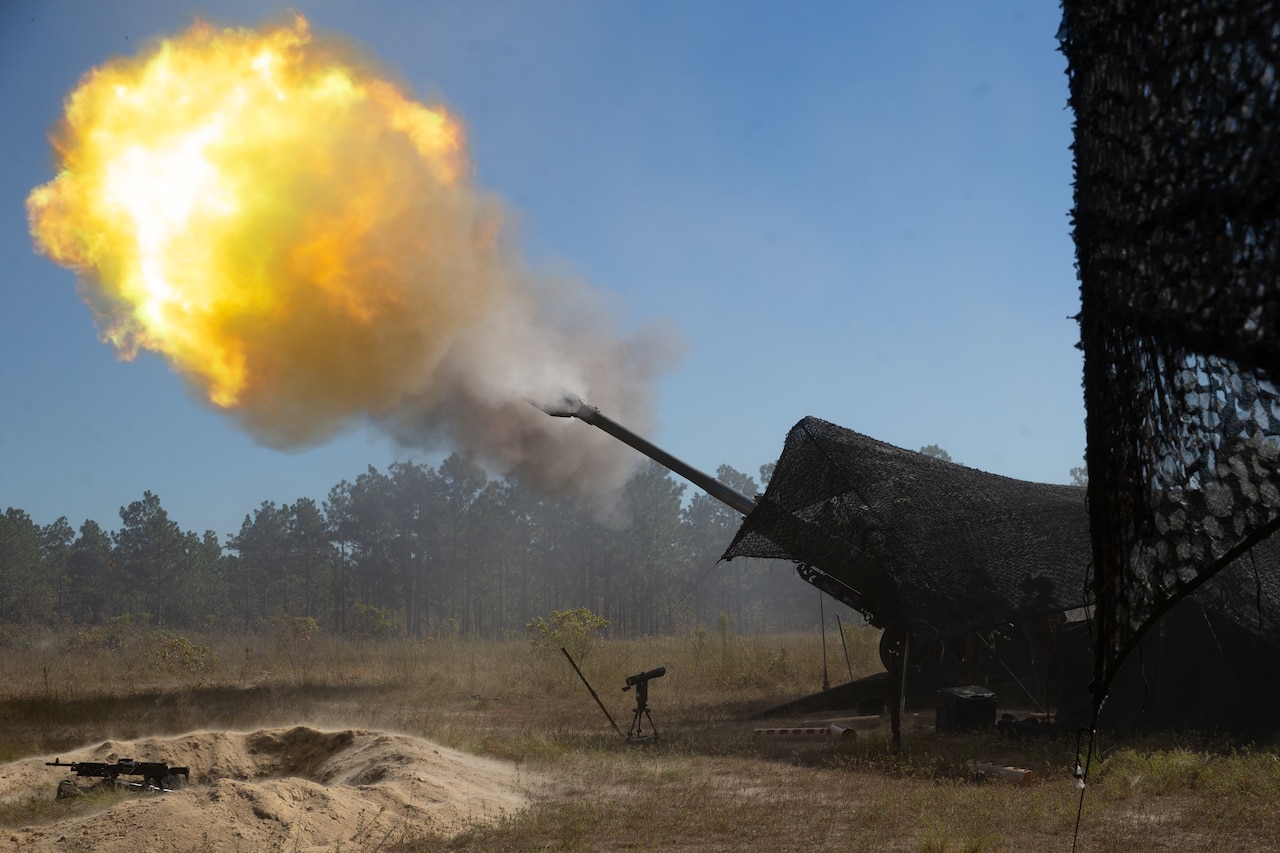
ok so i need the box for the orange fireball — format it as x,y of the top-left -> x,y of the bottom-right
27,15 -> 495,446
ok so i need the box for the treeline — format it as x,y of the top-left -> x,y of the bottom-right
0,454 -> 834,638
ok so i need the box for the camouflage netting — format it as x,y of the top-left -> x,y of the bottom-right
722,417 -> 1093,646
1062,0 -> 1280,712
721,416 -> 1280,728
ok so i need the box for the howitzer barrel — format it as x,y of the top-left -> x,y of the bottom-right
541,397 -> 757,516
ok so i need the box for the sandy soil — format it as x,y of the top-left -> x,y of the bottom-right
0,726 -> 533,852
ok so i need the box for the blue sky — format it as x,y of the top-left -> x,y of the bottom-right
0,0 -> 1082,541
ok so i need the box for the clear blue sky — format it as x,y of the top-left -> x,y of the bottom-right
0,0 -> 1082,541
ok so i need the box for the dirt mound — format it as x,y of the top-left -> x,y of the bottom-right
0,726 -> 531,852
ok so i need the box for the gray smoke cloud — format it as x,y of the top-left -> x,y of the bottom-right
382,266 -> 686,498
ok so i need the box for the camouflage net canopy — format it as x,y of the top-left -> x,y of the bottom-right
1062,0 -> 1280,708
722,417 -> 1093,647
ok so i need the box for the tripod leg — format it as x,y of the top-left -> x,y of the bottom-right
628,708 -> 643,740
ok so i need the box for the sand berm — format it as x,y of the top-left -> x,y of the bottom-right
0,726 -> 534,851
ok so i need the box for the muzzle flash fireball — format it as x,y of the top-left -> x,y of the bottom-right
28,15 -> 676,494
26,15 -> 490,447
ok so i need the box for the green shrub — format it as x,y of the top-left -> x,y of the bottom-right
263,614 -> 321,644
145,631 -> 217,674
348,603 -> 400,640
526,607 -> 609,660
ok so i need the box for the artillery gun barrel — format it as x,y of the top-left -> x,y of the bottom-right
540,397 -> 757,516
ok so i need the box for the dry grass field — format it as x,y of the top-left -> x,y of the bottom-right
0,621 -> 1277,852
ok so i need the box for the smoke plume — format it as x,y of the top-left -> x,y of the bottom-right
26,15 -> 680,497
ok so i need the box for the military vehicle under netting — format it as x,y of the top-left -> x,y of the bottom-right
544,398 -> 1280,739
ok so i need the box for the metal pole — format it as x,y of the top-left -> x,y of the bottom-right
836,613 -> 855,684
561,647 -> 623,737
896,630 -> 911,751
820,592 -> 830,691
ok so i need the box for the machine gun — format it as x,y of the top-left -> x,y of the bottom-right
47,758 -> 189,792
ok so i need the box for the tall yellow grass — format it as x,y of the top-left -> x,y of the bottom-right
2,622 -> 1277,852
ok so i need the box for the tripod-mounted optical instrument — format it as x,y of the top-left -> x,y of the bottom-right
623,667 -> 665,741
